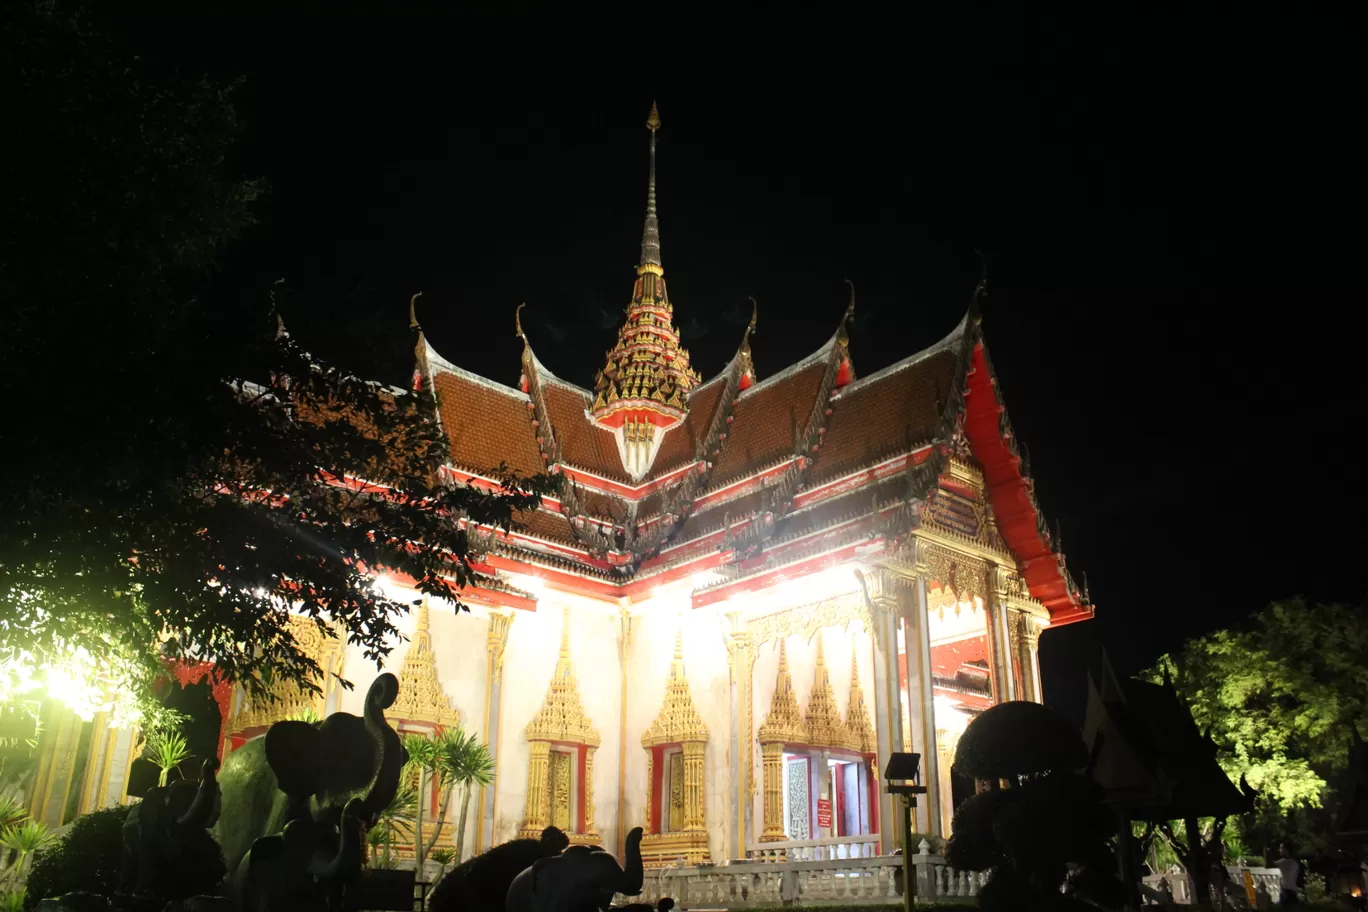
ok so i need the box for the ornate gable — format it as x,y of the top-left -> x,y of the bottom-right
385,599 -> 460,729
641,629 -> 707,746
844,644 -> 876,755
757,639 -> 808,745
526,608 -> 600,747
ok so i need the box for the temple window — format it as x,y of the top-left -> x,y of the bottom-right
520,608 -> 601,843
758,636 -> 879,850
640,629 -> 709,866
383,599 -> 462,847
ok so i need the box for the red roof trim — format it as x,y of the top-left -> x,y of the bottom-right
690,538 -> 885,609
558,461 -> 699,499
963,342 -> 1092,626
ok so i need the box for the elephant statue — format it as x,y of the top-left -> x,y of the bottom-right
212,673 -> 408,880
34,894 -> 112,912
505,827 -> 644,912
239,797 -> 365,912
428,826 -> 569,912
117,758 -> 225,909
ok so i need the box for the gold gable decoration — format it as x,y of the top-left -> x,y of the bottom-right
641,629 -> 708,747
229,614 -> 343,733
803,636 -> 852,752
844,644 -> 877,755
525,609 -> 601,747
757,639 -> 807,746
384,599 -> 460,730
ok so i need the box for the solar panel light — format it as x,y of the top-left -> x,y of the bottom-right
883,752 -> 928,797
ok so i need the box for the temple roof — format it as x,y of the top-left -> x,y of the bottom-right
407,118 -> 1094,627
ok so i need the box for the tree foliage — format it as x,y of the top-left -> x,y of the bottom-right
0,3 -> 556,723
1149,597 -> 1368,853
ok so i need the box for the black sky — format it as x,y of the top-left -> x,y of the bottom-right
112,6 -> 1364,711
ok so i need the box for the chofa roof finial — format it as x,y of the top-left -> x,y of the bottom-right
409,291 -> 424,332
515,302 -> 527,341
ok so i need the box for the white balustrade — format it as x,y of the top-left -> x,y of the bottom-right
745,834 -> 882,862
619,840 -> 987,908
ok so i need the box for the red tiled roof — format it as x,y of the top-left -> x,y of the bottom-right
709,362 -> 827,488
672,490 -> 766,544
573,487 -> 631,524
808,351 -> 958,484
432,370 -> 543,477
515,509 -> 580,546
542,382 -> 630,482
649,376 -> 726,479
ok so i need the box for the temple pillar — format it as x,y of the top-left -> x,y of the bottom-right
1025,618 -> 1045,703
478,612 -> 513,851
900,548 -> 941,837
864,570 -> 904,854
986,566 -> 1015,702
759,742 -> 786,841
583,747 -> 598,838
725,624 -> 757,858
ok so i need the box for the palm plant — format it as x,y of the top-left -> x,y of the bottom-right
0,820 -> 54,885
372,775 -> 417,870
0,888 -> 25,912
428,846 -> 454,884
436,728 -> 494,863
144,730 -> 192,787
0,796 -> 24,833
402,734 -> 439,868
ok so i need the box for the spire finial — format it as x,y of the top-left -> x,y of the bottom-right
559,605 -> 572,661
814,633 -> 826,665
673,625 -> 684,661
409,291 -> 424,331
851,642 -> 860,684
640,103 -> 662,270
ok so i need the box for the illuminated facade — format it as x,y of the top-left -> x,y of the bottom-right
30,105 -> 1093,866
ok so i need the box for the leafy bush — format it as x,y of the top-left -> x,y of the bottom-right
22,806 -> 126,910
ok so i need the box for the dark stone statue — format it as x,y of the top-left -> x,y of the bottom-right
34,894 -> 113,912
117,758 -> 225,910
428,826 -> 569,912
213,673 -> 408,886
216,673 -> 407,912
505,827 -> 645,912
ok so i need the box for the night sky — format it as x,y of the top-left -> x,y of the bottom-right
114,7 -> 1362,713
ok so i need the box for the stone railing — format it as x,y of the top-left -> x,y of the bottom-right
746,834 -> 882,862
622,840 -> 985,907
1140,866 -> 1282,907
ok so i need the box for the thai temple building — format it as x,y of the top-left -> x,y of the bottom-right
29,104 -> 1094,868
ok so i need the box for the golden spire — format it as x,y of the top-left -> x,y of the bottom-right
641,102 -> 662,270
558,605 -> 572,664
526,606 -> 600,747
844,643 -> 876,754
805,635 -> 847,750
384,597 -> 460,729
757,639 -> 807,745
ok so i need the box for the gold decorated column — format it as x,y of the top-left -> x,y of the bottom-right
478,611 -> 513,851
683,741 -> 706,831
759,742 -> 787,841
584,747 -> 598,838
523,741 -> 552,834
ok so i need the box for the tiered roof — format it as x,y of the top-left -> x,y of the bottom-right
408,108 -> 1094,626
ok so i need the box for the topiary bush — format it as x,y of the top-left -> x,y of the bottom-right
946,702 -> 1122,912
22,806 -> 126,910
952,700 -> 1088,781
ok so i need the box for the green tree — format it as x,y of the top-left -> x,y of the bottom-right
1148,597 -> 1368,854
0,3 -> 556,724
439,728 -> 495,863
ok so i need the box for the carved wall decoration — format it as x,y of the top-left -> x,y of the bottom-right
385,599 -> 460,730
641,627 -> 710,865
520,608 -> 601,840
919,541 -> 988,605
785,758 -> 811,840
747,592 -> 871,650
228,614 -> 344,735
